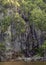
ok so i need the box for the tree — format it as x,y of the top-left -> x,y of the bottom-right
30,8 -> 46,30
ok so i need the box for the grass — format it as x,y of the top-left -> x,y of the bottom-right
0,61 -> 46,65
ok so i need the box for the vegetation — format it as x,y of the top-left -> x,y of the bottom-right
0,0 -> 46,61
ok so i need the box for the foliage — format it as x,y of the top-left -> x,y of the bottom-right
14,13 -> 26,35
0,16 -> 11,32
0,0 -> 46,60
30,8 -> 46,30
42,40 -> 46,49
0,43 -> 5,50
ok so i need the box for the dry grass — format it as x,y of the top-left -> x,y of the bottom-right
0,61 -> 46,65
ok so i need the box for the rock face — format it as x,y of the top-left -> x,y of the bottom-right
0,2 -> 46,61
